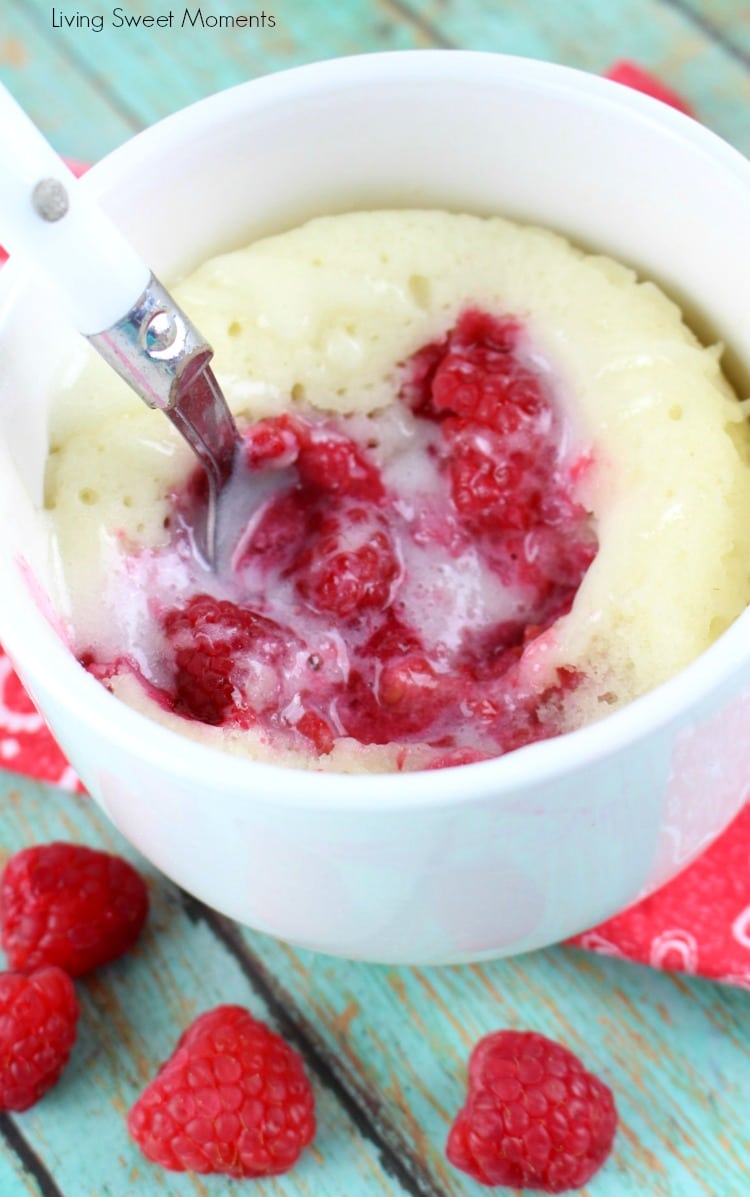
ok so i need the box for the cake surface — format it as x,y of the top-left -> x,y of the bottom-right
45,211 -> 750,771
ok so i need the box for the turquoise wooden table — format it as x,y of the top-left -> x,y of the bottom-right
1,2 -> 749,1194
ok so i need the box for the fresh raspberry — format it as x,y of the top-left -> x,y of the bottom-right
604,61 -> 694,116
447,1030 -> 617,1192
163,595 -> 294,725
0,843 -> 149,977
293,503 -> 401,619
128,1005 -> 316,1179
0,966 -> 79,1111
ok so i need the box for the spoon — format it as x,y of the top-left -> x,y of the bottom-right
0,83 -> 251,569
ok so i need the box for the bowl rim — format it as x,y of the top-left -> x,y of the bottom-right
3,48 -> 750,813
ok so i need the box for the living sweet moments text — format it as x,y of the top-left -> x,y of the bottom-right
51,7 -> 277,31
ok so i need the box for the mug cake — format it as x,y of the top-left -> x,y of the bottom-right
45,211 -> 750,771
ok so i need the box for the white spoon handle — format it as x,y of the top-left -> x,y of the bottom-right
0,83 -> 149,334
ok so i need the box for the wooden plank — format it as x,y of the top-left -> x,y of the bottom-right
0,2 -> 134,160
402,0 -> 750,155
664,0 -> 750,62
0,1118 -> 52,1197
0,776 -> 420,1197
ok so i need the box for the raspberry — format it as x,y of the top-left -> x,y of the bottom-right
364,610 -> 424,662
295,709 -> 335,755
416,309 -> 546,434
447,1030 -> 617,1192
0,966 -> 79,1111
399,333 -> 447,416
163,595 -> 295,725
325,613 -> 442,743
128,1005 -> 315,1179
604,61 -> 694,116
0,843 -> 149,978
336,658 -> 451,744
237,489 -> 311,571
242,413 -> 304,469
297,432 -> 383,500
293,504 -> 401,619
445,419 -> 550,534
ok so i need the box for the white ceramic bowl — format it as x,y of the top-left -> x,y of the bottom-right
2,51 -> 750,965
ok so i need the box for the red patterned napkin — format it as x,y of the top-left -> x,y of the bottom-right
1,68 -> 748,988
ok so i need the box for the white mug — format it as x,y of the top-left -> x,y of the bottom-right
1,51 -> 749,964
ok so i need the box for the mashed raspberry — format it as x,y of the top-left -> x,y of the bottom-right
45,211 -> 750,772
